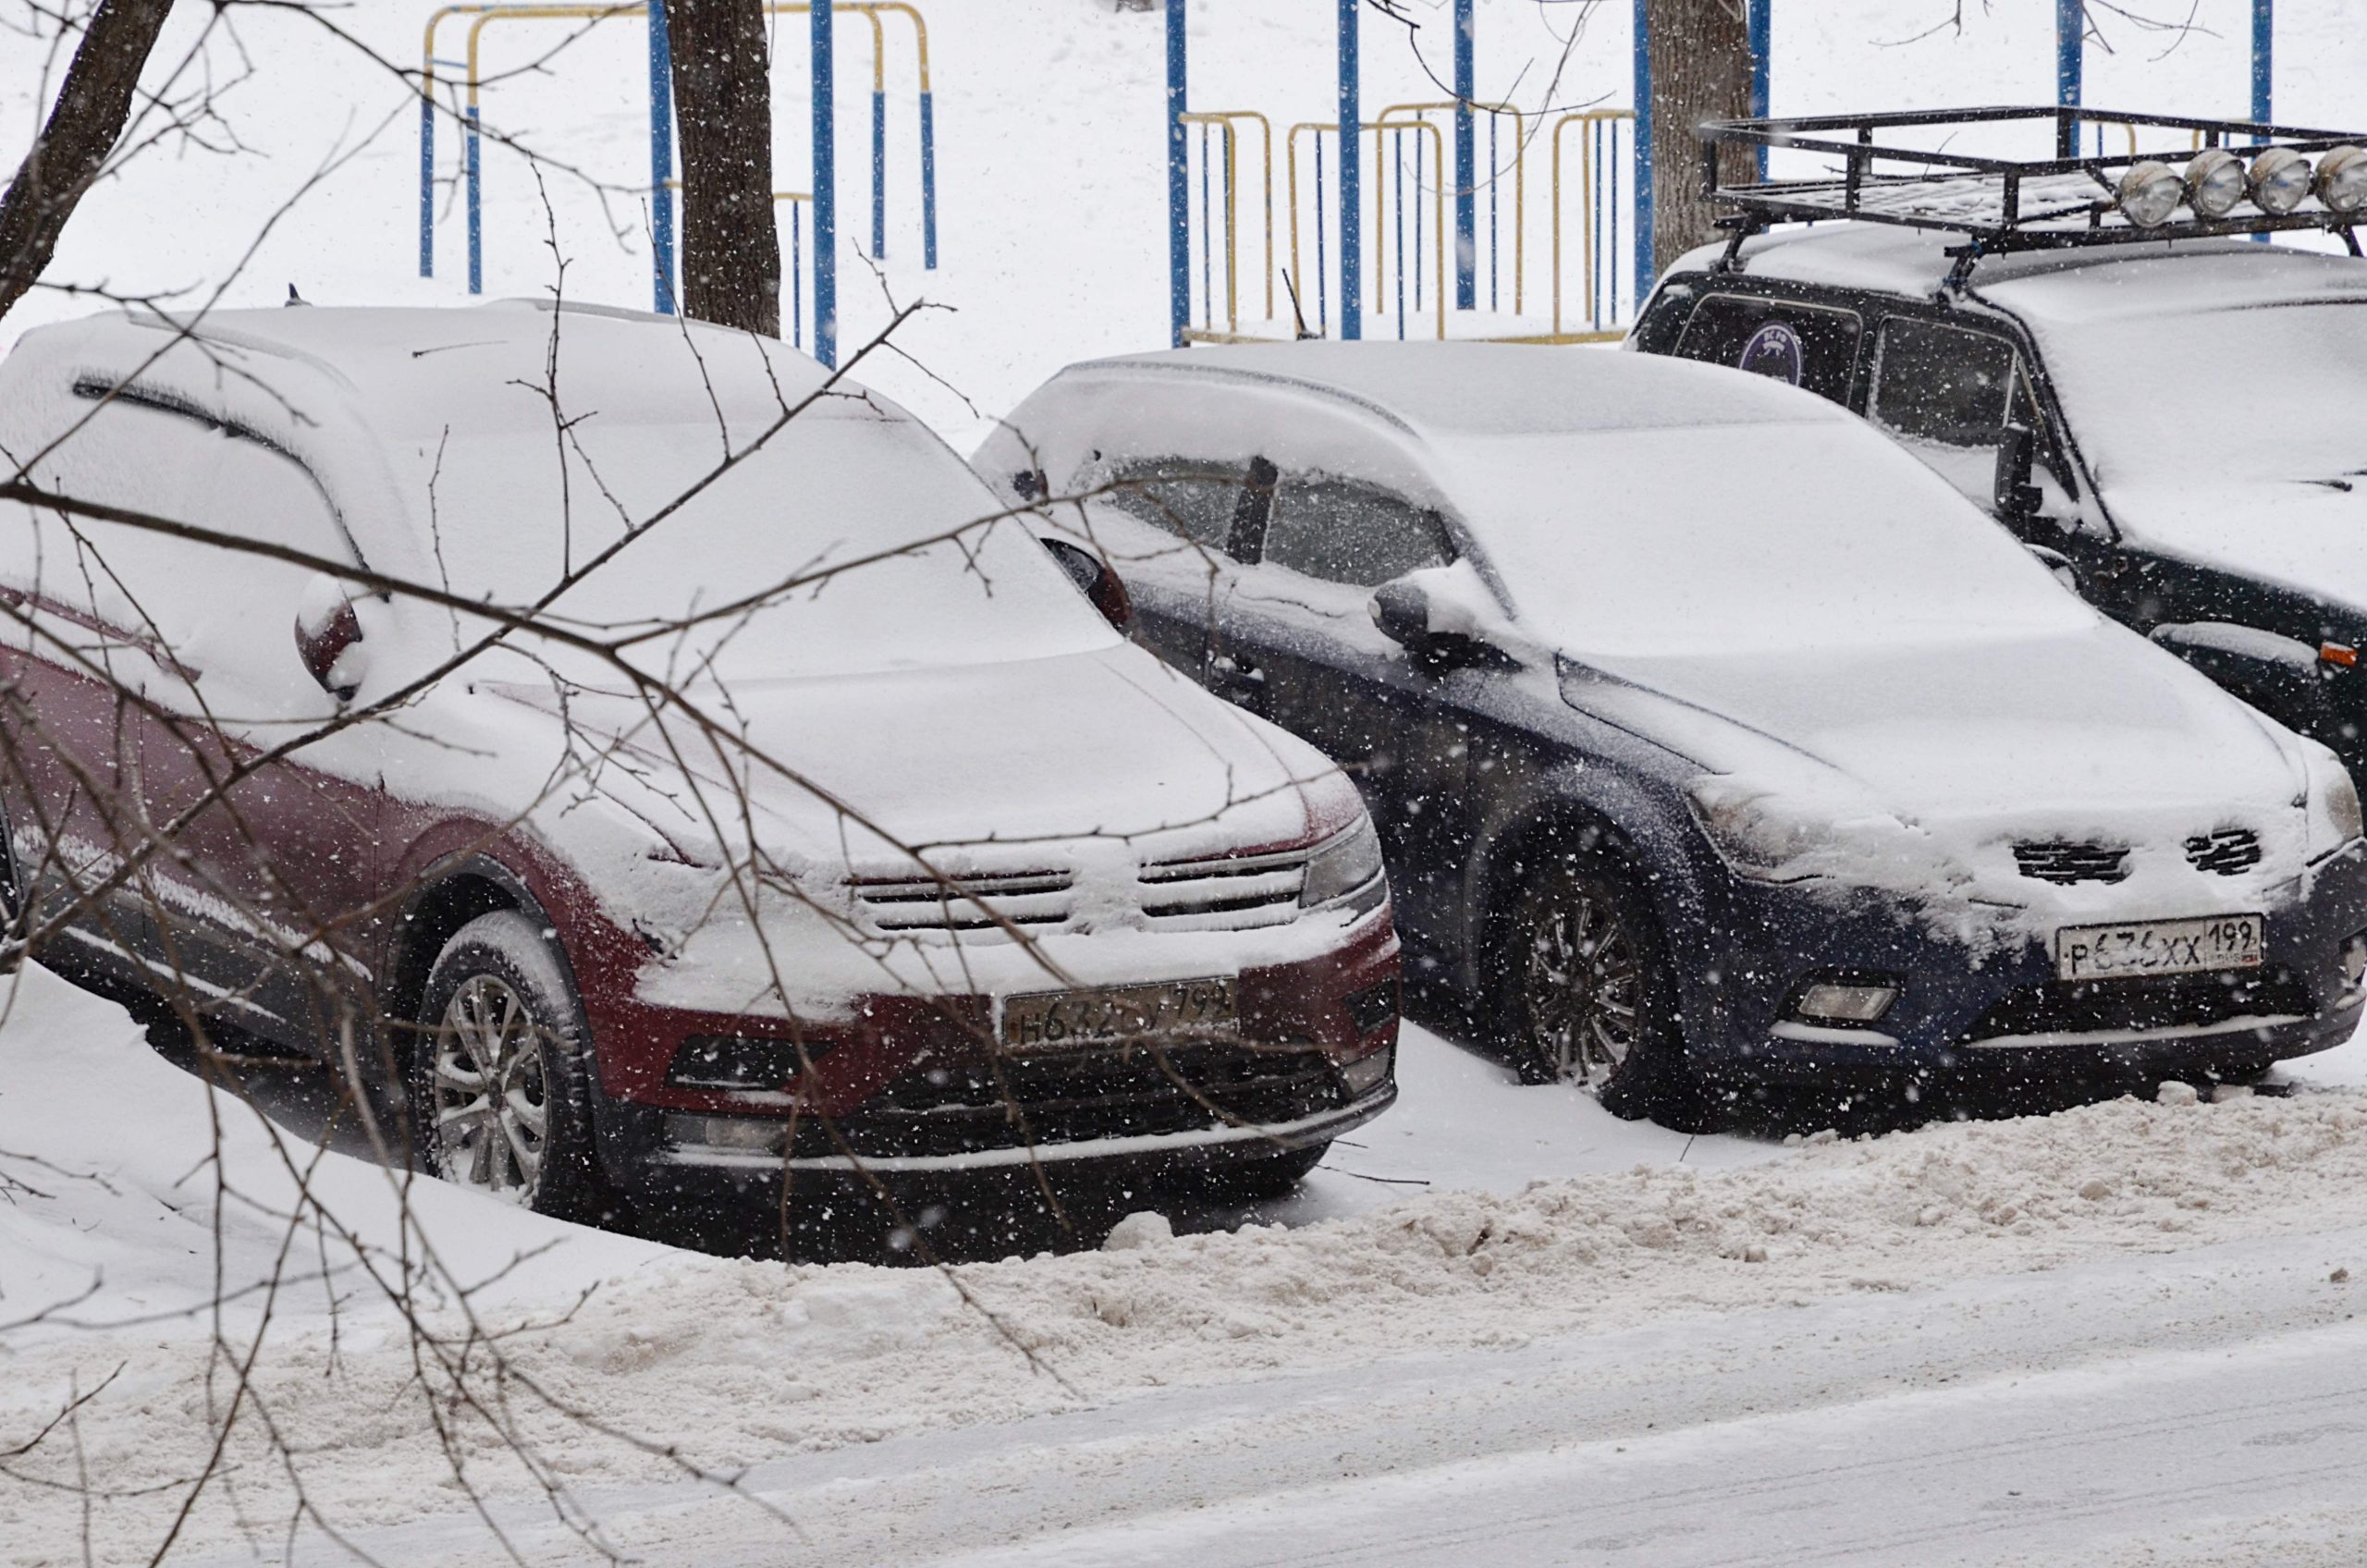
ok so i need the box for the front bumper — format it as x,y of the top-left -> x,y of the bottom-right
1680,846 -> 2367,1084
584,908 -> 1401,1185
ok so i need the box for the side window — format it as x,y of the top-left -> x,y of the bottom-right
1260,475 -> 1453,588
1095,456 -> 1247,551
1673,293 -> 1864,404
1870,318 -> 2026,449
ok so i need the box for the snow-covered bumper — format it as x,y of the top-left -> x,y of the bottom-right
585,909 -> 1401,1182
1679,843 -> 2367,1084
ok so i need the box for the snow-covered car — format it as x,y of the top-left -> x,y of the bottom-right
1629,106 -> 2367,784
0,304 -> 1399,1218
980,342 -> 2367,1127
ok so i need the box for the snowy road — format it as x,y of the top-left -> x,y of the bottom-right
186,1223 -> 2367,1567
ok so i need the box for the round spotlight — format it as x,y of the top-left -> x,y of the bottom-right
2250,146 -> 2316,215
2116,161 -> 2184,228
2185,148 -> 2249,219
2316,145 -> 2367,214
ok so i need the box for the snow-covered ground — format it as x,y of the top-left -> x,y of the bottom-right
14,1 -> 2367,1562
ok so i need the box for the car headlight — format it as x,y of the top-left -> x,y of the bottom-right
2302,744 -> 2364,861
2184,148 -> 2249,219
2116,161 -> 2184,228
1301,815 -> 1385,910
1686,779 -> 1840,881
2316,145 -> 2367,214
2250,147 -> 2315,215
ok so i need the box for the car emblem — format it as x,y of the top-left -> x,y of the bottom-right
1737,322 -> 1806,386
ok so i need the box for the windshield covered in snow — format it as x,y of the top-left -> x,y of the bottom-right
2033,299 -> 2367,490
425,411 -> 1117,683
1443,421 -> 2091,658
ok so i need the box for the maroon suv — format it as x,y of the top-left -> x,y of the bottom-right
0,303 -> 1399,1217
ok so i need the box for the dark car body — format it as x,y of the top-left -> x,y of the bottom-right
982,343 -> 2367,1100
1630,227 -> 2367,781
0,305 -> 1398,1207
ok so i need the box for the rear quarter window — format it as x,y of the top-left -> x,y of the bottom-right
1672,293 -> 1864,405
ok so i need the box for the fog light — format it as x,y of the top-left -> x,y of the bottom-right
2250,147 -> 2315,215
1340,1042 -> 1394,1097
2116,161 -> 2184,228
665,1112 -> 787,1154
2342,933 -> 2367,989
2317,145 -> 2367,214
665,1035 -> 828,1091
1795,982 -> 1899,1024
2185,149 -> 2249,219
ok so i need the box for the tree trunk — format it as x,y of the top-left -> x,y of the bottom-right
663,0 -> 781,337
0,0 -> 178,326
1645,0 -> 1752,276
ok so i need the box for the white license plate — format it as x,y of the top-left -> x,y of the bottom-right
998,976 -> 1239,1053
2053,914 -> 2264,982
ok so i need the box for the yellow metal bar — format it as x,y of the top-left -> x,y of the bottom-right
1375,102 -> 1528,317
1182,111 -> 1272,324
466,6 -> 637,116
1551,109 -> 1634,335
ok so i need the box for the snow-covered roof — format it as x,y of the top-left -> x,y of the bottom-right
6,300 -> 837,444
1058,341 -> 1856,442
1672,223 -> 2367,325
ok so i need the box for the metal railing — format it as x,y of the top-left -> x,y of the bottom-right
1550,110 -> 1635,338
419,2 -> 937,297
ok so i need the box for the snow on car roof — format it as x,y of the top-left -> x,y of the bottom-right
1057,341 -> 1854,442
1677,222 -> 2367,323
16,300 -> 844,443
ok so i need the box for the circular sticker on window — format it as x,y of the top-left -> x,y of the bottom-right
1737,322 -> 1805,386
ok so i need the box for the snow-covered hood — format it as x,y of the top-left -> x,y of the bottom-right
1573,620 -> 2319,939
488,643 -> 1340,873
2103,481 -> 2367,620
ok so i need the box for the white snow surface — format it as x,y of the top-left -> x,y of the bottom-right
7,962 -> 2367,1562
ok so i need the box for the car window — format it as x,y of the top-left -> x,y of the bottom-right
1869,318 -> 2036,448
1673,293 -> 1863,404
1095,456 -> 1247,550
1260,475 -> 1453,588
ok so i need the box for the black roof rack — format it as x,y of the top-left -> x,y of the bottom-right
1699,106 -> 2367,282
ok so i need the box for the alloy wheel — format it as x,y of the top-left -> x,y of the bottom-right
429,974 -> 552,1203
1524,876 -> 1641,1086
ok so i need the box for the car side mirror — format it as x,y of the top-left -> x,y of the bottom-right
1993,423 -> 2043,525
1369,564 -> 1507,670
1040,537 -> 1134,633
295,573 -> 368,702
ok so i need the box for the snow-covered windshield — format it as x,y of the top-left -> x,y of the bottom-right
1443,422 -> 2091,658
2034,299 -> 2367,490
426,411 -> 1117,683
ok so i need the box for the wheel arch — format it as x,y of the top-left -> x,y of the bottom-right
386,854 -> 566,1042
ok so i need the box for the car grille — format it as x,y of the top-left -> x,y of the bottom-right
2012,841 -> 2130,885
1962,967 -> 2312,1047
1137,849 -> 1307,930
791,1040 -> 1343,1159
851,850 -> 1309,939
850,871 -> 1075,934
2184,828 -> 2263,876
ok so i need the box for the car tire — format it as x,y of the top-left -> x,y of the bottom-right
413,910 -> 612,1222
1506,850 -> 1724,1133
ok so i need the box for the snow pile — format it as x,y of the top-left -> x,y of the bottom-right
9,1060 -> 2367,1561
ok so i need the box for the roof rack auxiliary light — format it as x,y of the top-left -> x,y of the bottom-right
1697,106 -> 2367,280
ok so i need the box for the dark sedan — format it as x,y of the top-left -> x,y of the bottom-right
981,344 -> 2367,1127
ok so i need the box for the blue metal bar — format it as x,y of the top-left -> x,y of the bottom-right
2057,0 -> 2082,110
419,91 -> 435,277
466,104 -> 483,295
2252,0 -> 2273,128
872,89 -> 888,257
1748,0 -> 1770,180
792,202 -> 804,349
1632,0 -> 1653,298
1610,119 -> 1623,321
1167,0 -> 1188,347
1487,111 -> 1499,312
1413,125 -> 1424,315
813,0 -> 837,366
920,92 -> 938,268
1453,0 -> 1475,312
1201,123 -> 1212,327
1394,128 -> 1406,338
1339,0 -> 1361,341
648,0 -> 676,313
1317,137 -> 1329,333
